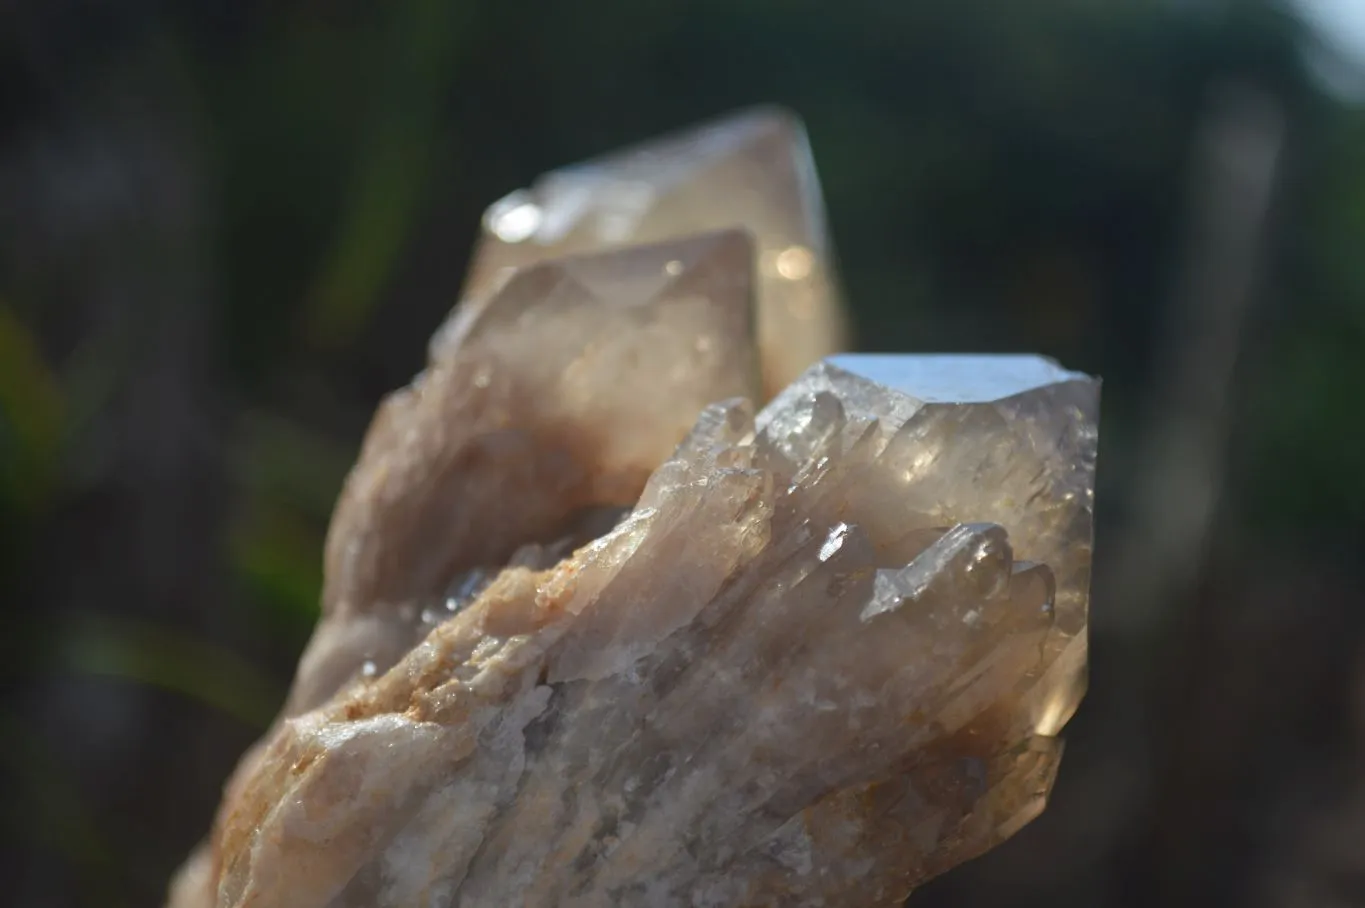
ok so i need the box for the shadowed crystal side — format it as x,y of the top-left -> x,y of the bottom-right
447,106 -> 848,397
178,354 -> 1099,908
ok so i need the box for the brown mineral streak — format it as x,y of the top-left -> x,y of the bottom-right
169,108 -> 1098,908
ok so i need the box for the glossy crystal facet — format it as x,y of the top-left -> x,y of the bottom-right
452,106 -> 848,397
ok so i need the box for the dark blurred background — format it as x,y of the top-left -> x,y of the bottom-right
2,1 -> 1364,906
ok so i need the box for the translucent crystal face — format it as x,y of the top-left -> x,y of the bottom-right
453,107 -> 848,397
760,354 -> 1100,738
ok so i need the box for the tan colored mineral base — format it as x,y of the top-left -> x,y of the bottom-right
170,350 -> 1098,908
449,106 -> 849,398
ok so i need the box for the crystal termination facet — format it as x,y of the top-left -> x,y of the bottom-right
455,106 -> 848,398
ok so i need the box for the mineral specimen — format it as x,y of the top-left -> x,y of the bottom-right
173,349 -> 1097,907
169,109 -> 1100,908
449,106 -> 847,397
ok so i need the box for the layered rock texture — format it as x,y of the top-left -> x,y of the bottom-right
169,108 -> 1099,908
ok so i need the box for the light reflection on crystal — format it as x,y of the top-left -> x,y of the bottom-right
1034,688 -> 1073,737
486,190 -> 543,242
775,244 -> 814,280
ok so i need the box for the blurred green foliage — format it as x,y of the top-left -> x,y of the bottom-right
0,300 -> 62,516
58,612 -> 284,729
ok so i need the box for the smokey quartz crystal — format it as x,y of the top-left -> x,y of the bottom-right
167,108 -> 1099,908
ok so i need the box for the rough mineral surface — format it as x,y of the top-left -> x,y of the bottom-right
172,348 -> 1098,908
449,106 -> 848,397
290,229 -> 761,716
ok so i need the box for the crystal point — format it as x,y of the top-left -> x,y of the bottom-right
454,107 -> 848,397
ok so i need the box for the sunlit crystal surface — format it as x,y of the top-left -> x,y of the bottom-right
449,106 -> 848,397
826,353 -> 1088,402
174,351 -> 1099,908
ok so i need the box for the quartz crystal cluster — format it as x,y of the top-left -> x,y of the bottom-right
168,108 -> 1099,908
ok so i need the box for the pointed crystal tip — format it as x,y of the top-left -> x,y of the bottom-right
455,105 -> 849,397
